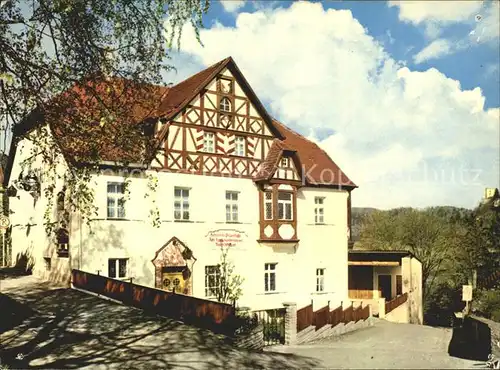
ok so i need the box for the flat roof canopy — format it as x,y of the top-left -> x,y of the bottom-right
348,250 -> 415,265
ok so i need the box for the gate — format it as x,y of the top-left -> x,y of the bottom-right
252,308 -> 286,346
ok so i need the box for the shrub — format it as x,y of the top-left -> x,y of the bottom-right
473,289 -> 500,322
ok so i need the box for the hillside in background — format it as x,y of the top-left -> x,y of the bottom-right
351,207 -> 378,242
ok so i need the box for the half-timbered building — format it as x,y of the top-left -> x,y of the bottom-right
5,57 -> 357,310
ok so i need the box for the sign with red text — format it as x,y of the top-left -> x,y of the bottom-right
206,229 -> 246,248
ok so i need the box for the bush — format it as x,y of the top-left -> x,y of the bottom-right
472,289 -> 500,322
424,283 -> 464,327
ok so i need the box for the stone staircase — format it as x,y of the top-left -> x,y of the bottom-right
297,316 -> 377,344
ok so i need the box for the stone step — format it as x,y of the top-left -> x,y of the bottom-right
296,325 -> 315,344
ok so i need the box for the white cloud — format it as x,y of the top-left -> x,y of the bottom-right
393,1 -> 499,62
220,0 -> 245,13
171,2 -> 499,209
388,0 -> 482,26
413,39 -> 453,63
469,1 -> 500,44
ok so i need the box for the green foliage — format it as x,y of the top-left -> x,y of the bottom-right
473,289 -> 500,322
358,200 -> 500,324
359,207 -> 460,297
2,0 -> 211,234
145,174 -> 161,228
215,246 -> 244,305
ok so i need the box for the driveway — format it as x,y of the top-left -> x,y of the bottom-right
266,319 -> 485,369
0,275 -> 318,369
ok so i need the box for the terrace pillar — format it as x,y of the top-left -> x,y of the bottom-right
378,298 -> 386,318
283,302 -> 297,345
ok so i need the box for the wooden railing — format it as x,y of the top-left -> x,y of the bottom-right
385,293 -> 408,314
297,304 -> 313,332
313,305 -> 329,330
348,289 -> 374,299
329,305 -> 343,327
71,269 -> 236,333
342,304 -> 353,323
296,301 -> 371,333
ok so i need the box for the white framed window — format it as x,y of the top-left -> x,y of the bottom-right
219,97 -> 232,112
316,268 -> 325,292
315,197 -> 325,224
235,136 -> 246,156
174,187 -> 190,221
264,191 -> 273,220
226,191 -> 239,222
277,192 -> 293,220
203,132 -> 215,153
265,263 -> 277,292
107,182 -> 125,219
205,265 -> 220,297
108,258 -> 128,279
281,157 -> 289,167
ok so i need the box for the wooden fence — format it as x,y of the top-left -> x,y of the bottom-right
71,269 -> 236,333
297,304 -> 313,332
297,302 -> 371,332
313,305 -> 329,330
385,293 -> 408,314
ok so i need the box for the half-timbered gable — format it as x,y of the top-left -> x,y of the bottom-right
272,154 -> 300,182
152,58 -> 283,179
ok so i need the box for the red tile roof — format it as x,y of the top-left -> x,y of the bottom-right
158,58 -> 230,119
254,139 -> 285,181
9,58 -> 356,189
47,77 -> 169,164
272,119 -> 357,187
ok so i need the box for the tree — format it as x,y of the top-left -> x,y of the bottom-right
1,0 -> 211,231
215,246 -> 244,305
1,0 -> 209,136
358,207 -> 460,299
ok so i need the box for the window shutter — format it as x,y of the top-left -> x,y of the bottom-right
247,136 -> 256,157
195,128 -> 204,151
227,134 -> 235,155
216,132 -> 225,154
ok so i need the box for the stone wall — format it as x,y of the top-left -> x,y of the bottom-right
471,315 -> 500,357
231,323 -> 264,351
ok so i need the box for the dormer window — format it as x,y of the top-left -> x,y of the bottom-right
219,97 -> 232,112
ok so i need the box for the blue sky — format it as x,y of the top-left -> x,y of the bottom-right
206,0 -> 499,110
164,0 -> 499,209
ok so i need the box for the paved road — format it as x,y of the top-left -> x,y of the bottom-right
0,275 -> 484,369
266,320 -> 484,369
0,276 -> 318,369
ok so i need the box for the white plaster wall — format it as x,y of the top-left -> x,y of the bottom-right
373,265 -> 402,299
8,130 -> 71,281
385,300 -> 410,323
71,171 -> 350,311
411,257 -> 424,324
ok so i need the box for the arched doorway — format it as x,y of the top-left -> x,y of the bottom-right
151,237 -> 196,295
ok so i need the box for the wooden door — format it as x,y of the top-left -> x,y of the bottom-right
378,274 -> 392,300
